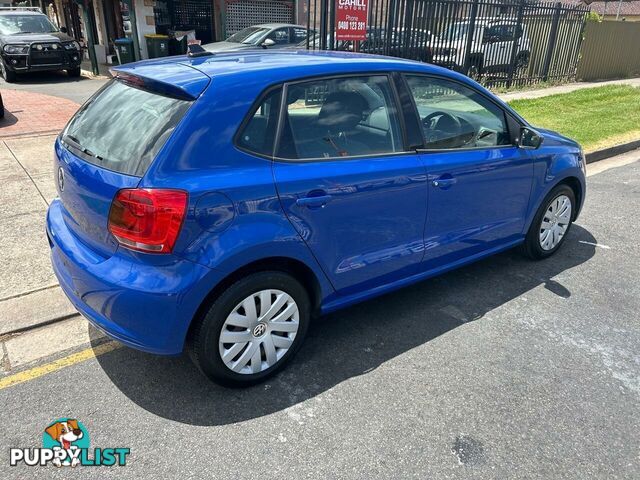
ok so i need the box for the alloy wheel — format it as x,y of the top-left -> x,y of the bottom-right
218,289 -> 299,374
539,194 -> 572,251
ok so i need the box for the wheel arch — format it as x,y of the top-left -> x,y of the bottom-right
558,176 -> 583,221
186,256 -> 326,345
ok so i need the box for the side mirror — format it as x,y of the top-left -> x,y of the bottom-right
60,26 -> 68,34
518,127 -> 543,149
261,38 -> 276,48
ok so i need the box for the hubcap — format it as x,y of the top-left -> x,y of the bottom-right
539,194 -> 572,251
219,289 -> 299,375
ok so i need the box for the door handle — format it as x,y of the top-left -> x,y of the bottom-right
296,194 -> 333,208
432,177 -> 457,189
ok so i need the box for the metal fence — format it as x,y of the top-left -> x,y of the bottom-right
305,0 -> 590,88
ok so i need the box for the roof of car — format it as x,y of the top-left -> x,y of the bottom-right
112,49 -> 518,117
249,23 -> 306,29
0,10 -> 46,16
116,50 -> 450,86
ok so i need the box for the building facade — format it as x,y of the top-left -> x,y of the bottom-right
39,0 -> 305,64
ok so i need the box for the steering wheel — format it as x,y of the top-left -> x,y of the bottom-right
422,111 -> 462,148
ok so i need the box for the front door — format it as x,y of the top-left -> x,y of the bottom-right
403,74 -> 533,269
273,75 -> 428,294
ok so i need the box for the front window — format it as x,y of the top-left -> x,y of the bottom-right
0,14 -> 58,35
62,80 -> 191,176
266,28 -> 290,45
226,26 -> 270,44
405,75 -> 511,149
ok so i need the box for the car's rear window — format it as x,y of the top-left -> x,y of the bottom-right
62,79 -> 191,176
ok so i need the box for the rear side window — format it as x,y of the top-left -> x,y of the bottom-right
236,88 -> 282,157
62,80 -> 191,176
277,75 -> 404,160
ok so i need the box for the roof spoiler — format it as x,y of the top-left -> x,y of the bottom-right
109,70 -> 202,101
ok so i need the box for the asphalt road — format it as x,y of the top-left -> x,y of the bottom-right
0,71 -> 108,104
1,159 -> 639,479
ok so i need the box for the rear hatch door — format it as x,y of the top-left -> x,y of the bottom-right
56,65 -> 208,257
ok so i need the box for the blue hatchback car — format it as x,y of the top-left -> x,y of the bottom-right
47,50 -> 585,386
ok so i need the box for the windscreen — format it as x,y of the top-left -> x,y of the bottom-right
62,79 -> 191,176
0,14 -> 58,35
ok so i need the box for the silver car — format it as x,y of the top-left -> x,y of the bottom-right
203,23 -> 313,53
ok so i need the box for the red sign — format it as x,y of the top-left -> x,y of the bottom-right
335,0 -> 369,41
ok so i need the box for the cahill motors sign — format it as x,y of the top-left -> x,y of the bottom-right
335,0 -> 369,41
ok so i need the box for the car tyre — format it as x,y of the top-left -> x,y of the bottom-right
522,184 -> 575,260
0,94 -> 4,119
67,67 -> 82,78
1,60 -> 17,83
188,271 -> 311,387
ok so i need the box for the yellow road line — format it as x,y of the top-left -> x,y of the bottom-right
0,341 -> 121,390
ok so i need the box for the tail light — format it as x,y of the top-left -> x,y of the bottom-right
108,188 -> 188,254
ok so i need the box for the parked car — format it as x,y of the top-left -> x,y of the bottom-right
0,7 -> 82,82
432,18 -> 531,78
47,50 -> 585,386
203,23 -> 313,53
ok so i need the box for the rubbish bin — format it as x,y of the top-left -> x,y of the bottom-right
114,38 -> 134,64
145,34 -> 169,59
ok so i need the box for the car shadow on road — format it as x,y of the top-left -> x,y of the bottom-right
92,224 -> 597,426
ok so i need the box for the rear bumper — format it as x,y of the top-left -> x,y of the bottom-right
46,199 -> 219,355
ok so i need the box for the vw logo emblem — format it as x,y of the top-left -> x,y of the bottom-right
252,323 -> 267,337
57,167 -> 65,192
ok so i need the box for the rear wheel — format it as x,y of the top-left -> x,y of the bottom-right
189,271 -> 310,387
67,67 -> 81,78
523,184 -> 575,259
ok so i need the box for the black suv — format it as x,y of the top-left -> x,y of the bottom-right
0,8 -> 82,82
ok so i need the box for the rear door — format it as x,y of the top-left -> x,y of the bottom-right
273,74 -> 428,294
403,74 -> 533,269
56,77 -> 195,256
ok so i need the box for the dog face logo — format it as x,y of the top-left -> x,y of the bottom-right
42,418 -> 89,467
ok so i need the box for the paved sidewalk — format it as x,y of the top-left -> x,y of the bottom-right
0,134 -> 77,336
0,90 -> 80,138
499,77 -> 640,102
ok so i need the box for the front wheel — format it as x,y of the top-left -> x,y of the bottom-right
1,60 -> 17,83
523,184 -> 575,259
189,271 -> 310,387
67,67 -> 81,78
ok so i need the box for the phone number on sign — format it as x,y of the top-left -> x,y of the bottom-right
337,21 -> 365,30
